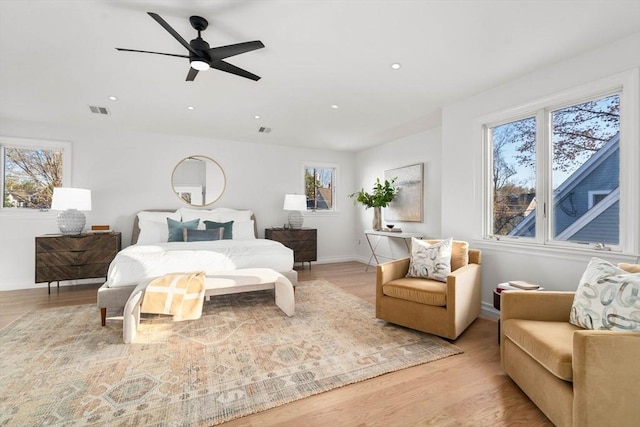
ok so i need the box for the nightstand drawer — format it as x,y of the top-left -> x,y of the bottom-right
36,250 -> 116,267
36,263 -> 111,283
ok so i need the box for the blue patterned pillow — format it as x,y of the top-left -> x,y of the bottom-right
167,218 -> 199,242
570,257 -> 640,331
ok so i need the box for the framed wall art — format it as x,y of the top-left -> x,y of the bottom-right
384,163 -> 423,222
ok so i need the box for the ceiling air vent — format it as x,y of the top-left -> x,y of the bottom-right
89,105 -> 110,115
258,127 -> 272,134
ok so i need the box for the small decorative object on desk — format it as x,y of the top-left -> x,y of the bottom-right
90,225 -> 111,233
383,227 -> 402,232
507,280 -> 540,290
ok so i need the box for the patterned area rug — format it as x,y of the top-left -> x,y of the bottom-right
0,280 -> 462,426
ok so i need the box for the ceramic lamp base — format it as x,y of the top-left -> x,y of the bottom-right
57,209 -> 86,235
288,211 -> 304,229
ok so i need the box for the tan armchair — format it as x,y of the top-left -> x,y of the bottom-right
376,240 -> 481,340
501,290 -> 640,427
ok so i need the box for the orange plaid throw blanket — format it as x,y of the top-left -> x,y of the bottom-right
140,272 -> 206,321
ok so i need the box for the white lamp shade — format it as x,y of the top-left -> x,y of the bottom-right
51,188 -> 92,211
283,194 -> 307,211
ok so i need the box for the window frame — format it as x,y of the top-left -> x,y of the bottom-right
0,136 -> 72,214
301,161 -> 339,214
480,69 -> 639,255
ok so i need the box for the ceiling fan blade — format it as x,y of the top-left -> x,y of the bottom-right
210,60 -> 261,81
207,41 -> 265,60
116,48 -> 189,59
147,12 -> 199,56
186,67 -> 199,81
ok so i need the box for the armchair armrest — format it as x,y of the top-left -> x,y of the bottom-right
447,263 -> 482,328
501,291 -> 575,323
376,257 -> 410,287
573,331 -> 640,427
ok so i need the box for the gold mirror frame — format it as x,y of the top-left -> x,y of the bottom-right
171,155 -> 226,206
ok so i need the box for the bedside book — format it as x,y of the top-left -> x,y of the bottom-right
508,280 -> 540,290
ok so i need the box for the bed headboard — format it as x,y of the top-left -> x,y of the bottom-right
132,209 -> 258,245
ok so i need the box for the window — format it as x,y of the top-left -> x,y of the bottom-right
304,163 -> 336,212
1,137 -> 71,210
484,90 -> 626,250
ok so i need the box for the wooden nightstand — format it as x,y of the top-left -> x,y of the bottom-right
35,232 -> 121,293
265,228 -> 317,269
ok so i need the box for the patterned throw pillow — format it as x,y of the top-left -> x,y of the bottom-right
406,238 -> 453,282
570,257 -> 640,331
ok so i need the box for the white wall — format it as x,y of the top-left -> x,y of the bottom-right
441,33 -> 640,315
353,127 -> 442,263
0,120 -> 357,291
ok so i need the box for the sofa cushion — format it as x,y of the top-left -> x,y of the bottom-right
570,257 -> 640,332
503,319 -> 580,381
406,238 -> 452,282
383,277 -> 446,306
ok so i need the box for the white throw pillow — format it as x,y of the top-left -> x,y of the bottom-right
570,257 -> 640,331
406,238 -> 453,282
179,207 -> 253,229
136,210 -> 180,244
232,220 -> 256,240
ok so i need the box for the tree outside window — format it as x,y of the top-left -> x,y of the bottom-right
487,93 -> 620,246
304,165 -> 335,211
1,138 -> 69,209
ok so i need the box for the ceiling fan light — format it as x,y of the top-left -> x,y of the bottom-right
190,60 -> 209,71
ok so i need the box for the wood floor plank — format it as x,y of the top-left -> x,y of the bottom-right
0,261 -> 552,426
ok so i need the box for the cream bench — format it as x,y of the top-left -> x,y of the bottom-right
123,268 -> 295,343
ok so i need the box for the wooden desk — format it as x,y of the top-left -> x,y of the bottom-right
364,229 -> 424,271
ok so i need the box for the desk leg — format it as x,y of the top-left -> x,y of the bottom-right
365,234 -> 380,272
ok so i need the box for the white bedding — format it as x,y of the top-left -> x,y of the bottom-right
105,239 -> 294,288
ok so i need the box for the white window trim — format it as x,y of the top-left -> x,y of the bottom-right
478,68 -> 639,256
587,190 -> 612,209
0,136 -> 72,216
301,161 -> 339,215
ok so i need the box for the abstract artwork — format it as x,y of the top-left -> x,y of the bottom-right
384,163 -> 423,222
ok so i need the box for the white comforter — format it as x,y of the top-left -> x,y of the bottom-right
105,239 -> 294,288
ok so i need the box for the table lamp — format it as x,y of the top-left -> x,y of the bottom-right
51,187 -> 92,235
283,194 -> 307,229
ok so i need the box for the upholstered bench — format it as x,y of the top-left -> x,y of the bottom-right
122,268 -> 295,343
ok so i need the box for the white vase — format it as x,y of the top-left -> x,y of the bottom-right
372,206 -> 382,231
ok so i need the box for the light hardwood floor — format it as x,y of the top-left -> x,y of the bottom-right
0,261 -> 552,426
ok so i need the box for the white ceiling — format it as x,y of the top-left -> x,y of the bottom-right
1,1 -> 639,152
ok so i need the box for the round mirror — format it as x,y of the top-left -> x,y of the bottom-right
171,155 -> 226,206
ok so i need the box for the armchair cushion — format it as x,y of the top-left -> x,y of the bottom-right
382,277 -> 446,306
407,237 -> 452,282
503,319 -> 580,381
570,257 -> 640,332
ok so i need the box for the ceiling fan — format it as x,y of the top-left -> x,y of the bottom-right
116,12 -> 264,81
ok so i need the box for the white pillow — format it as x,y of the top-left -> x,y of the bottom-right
570,257 -> 640,331
233,220 -> 256,240
136,210 -> 180,244
406,238 -> 453,282
179,207 -> 253,229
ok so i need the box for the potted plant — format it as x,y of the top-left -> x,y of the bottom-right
350,178 -> 397,230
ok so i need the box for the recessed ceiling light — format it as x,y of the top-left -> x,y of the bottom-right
391,63 -> 401,70
108,96 -> 118,101
254,115 -> 261,119
187,106 -> 195,111
331,104 -> 339,109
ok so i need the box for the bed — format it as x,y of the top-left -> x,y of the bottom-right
97,208 -> 297,325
